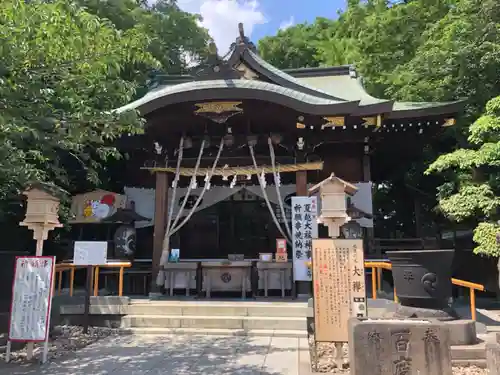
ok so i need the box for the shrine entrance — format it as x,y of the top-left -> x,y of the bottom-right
178,190 -> 279,260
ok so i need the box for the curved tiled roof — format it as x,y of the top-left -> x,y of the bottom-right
116,79 -> 360,116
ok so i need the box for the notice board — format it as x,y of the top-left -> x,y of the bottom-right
8,256 -> 55,342
312,239 -> 366,342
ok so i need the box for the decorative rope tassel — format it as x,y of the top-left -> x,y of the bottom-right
230,175 -> 237,188
204,172 -> 211,190
171,178 -> 177,188
190,176 -> 198,189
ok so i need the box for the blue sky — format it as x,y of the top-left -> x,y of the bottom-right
176,0 -> 346,53
251,0 -> 344,42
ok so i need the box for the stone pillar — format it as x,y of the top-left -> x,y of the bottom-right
486,334 -> 500,375
349,318 -> 452,375
151,171 -> 168,293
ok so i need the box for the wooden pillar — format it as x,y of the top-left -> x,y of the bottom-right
363,142 -> 376,257
151,171 -> 168,293
296,171 -> 308,196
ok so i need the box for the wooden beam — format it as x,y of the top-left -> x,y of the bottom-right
141,161 -> 323,176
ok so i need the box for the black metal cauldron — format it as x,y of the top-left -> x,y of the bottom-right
387,249 -> 455,312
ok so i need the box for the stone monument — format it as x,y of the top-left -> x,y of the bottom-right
349,318 -> 452,375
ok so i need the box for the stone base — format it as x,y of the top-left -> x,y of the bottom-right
349,318 -> 453,375
390,304 -> 459,321
384,307 -> 476,346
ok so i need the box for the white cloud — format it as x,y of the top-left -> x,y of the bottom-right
279,16 -> 295,31
176,0 -> 267,54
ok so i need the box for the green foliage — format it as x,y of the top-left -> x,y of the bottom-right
77,0 -> 211,74
473,222 -> 500,257
427,96 -> 500,257
259,0 -> 500,243
0,0 -> 158,220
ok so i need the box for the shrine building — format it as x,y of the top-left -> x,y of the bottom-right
68,24 -> 463,297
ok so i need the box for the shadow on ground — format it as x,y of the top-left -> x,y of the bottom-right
0,334 -> 300,375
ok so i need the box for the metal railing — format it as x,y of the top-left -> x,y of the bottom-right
364,261 -> 485,321
54,262 -> 132,297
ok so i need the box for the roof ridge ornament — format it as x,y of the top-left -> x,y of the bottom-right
230,22 -> 257,53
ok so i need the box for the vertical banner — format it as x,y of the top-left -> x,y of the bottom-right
291,196 -> 318,281
8,256 -> 55,342
312,239 -> 366,342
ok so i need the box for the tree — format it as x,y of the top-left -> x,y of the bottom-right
426,96 -> 500,286
78,0 -> 211,75
0,0 -> 158,223
258,18 -> 335,69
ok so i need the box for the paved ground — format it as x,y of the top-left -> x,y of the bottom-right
1,334 -> 312,375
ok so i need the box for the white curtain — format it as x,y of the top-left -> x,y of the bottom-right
125,182 -> 374,229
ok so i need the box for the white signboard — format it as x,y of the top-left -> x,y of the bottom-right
8,256 -> 55,342
73,241 -> 108,265
292,196 -> 318,281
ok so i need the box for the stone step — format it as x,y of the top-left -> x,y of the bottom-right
451,343 -> 486,360
121,314 -> 307,331
122,327 -> 307,338
451,359 -> 486,368
125,300 -> 308,317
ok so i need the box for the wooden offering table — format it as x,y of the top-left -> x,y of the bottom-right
164,262 -> 198,297
201,261 -> 252,299
257,261 -> 293,298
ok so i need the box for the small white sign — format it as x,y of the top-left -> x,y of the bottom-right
9,256 -> 55,342
73,241 -> 108,265
292,196 -> 318,281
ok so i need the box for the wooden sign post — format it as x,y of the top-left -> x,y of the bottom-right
311,238 -> 367,368
6,256 -> 56,364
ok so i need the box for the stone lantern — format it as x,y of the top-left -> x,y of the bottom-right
19,182 -> 65,255
308,174 -> 358,238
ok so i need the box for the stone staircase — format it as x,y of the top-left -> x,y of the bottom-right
120,300 -> 308,338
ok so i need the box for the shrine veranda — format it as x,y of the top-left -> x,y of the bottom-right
66,25 -> 463,298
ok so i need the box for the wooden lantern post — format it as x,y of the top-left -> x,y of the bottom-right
19,182 -> 64,256
309,174 -> 358,239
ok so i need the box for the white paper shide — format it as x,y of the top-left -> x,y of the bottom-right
9,257 -> 55,341
291,196 -> 318,281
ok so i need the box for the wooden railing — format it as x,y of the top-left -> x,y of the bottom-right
54,262 -> 132,297
364,261 -> 485,321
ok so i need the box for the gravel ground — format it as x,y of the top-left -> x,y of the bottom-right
0,326 -> 123,364
309,337 -> 487,375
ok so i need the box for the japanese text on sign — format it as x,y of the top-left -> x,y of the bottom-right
291,196 -> 318,281
73,241 -> 108,266
9,256 -> 55,342
312,239 -> 366,342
